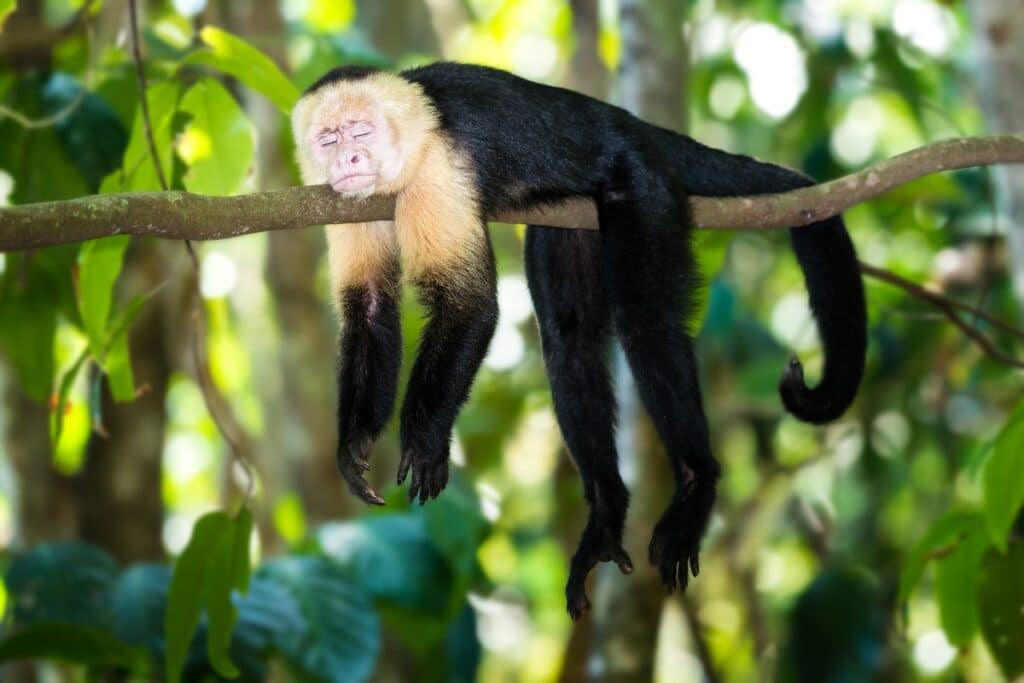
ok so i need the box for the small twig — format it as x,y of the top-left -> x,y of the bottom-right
861,261 -> 1024,368
126,0 -> 168,192
125,0 -> 255,500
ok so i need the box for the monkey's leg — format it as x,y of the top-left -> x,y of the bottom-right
598,158 -> 721,592
525,226 -> 632,621
397,240 -> 499,504
328,223 -> 402,505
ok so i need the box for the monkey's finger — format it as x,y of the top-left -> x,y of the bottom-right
408,467 -> 421,502
689,553 -> 700,578
418,476 -> 430,505
614,549 -> 634,575
397,452 -> 412,485
354,458 -> 371,473
348,478 -> 386,506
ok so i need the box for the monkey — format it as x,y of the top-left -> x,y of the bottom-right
291,62 -> 866,620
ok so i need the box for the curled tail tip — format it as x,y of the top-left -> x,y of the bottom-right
778,357 -> 852,425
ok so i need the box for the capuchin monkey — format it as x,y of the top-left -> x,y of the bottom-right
292,63 -> 866,619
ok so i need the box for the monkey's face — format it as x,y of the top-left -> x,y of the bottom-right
306,110 -> 403,198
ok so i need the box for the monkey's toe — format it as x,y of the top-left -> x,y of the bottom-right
648,484 -> 715,592
338,436 -> 385,506
400,450 -> 450,504
565,582 -> 591,621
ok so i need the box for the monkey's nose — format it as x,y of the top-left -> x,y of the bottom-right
349,154 -> 361,165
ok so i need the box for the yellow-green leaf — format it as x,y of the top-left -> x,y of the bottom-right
177,78 -> 254,196
0,1 -> 16,28
184,27 -> 299,114
982,399 -> 1024,550
77,235 -> 130,359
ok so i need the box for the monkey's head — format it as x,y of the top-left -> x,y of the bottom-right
292,71 -> 439,198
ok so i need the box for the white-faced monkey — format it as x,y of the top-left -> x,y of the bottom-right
292,63 -> 866,619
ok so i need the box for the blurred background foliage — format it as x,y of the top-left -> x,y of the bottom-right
1,0 -> 1023,681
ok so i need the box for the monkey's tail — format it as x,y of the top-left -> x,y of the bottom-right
661,132 -> 867,424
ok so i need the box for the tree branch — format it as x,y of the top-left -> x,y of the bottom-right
1,135 -> 1023,251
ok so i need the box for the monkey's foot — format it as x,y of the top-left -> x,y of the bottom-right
397,450 -> 449,504
338,435 -> 385,506
565,522 -> 633,621
648,482 -> 716,592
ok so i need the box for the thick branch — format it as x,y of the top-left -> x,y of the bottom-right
1,135 -> 1023,251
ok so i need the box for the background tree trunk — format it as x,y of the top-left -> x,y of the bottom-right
968,0 -> 1024,308
585,1 -> 690,681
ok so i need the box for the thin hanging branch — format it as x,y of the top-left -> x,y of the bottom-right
126,0 -> 256,498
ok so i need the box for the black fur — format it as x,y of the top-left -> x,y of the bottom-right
335,261 -> 402,506
312,63 -> 867,618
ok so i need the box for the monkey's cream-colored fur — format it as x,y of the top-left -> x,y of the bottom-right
292,72 -> 486,298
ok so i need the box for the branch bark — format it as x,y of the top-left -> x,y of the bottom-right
1,135 -> 1023,251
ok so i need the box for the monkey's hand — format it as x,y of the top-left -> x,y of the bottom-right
338,434 -> 386,506
565,519 -> 633,621
648,480 -> 716,592
396,447 -> 449,505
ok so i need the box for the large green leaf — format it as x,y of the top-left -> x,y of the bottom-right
177,78 -> 254,195
318,514 -> 452,612
982,399 -> 1024,550
77,235 -> 130,360
112,564 -> 171,657
101,82 -> 181,193
977,542 -> 1024,679
934,522 -> 990,646
260,556 -> 380,683
165,508 -> 253,683
0,624 -> 145,670
184,27 -> 299,114
899,509 -> 982,602
5,542 -> 118,627
102,290 -> 153,402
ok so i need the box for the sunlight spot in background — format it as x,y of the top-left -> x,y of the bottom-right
510,34 -> 558,80
469,588 -> 531,656
165,433 -> 214,485
0,169 -> 13,205
164,510 -> 212,554
799,0 -> 842,42
709,75 -> 745,119
485,324 -> 525,370
733,23 -> 807,119
693,14 -> 730,59
845,17 -> 876,58
913,630 -> 956,674
171,0 -> 206,17
200,250 -> 238,299
497,275 -> 534,324
891,0 -> 957,58
871,410 -> 911,458
504,408 -> 559,485
476,481 -> 502,522
770,293 -> 819,352
831,96 -> 884,166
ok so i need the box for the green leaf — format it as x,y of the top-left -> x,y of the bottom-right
977,542 -> 1024,679
5,542 -> 118,627
934,522 -> 990,645
184,27 -> 299,114
692,231 -> 732,331
259,556 -> 380,683
100,291 -> 152,402
0,624 -> 145,670
0,1 -> 15,28
112,564 -> 171,656
165,508 -> 252,682
51,347 -> 89,445
77,235 -> 130,359
899,509 -> 981,602
177,78 -> 255,195
101,82 -> 181,193
982,399 -> 1024,550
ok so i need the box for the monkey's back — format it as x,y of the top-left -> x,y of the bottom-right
401,63 -> 636,214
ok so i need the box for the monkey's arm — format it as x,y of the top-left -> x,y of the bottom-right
328,223 -> 402,505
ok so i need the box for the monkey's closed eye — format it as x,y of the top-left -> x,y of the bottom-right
317,133 -> 338,147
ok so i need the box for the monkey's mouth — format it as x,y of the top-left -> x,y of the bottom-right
331,174 -> 377,193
